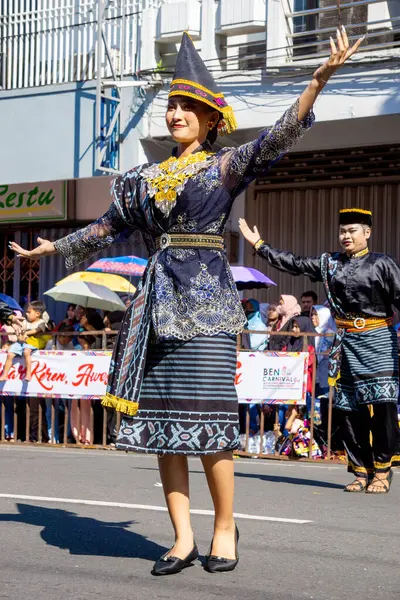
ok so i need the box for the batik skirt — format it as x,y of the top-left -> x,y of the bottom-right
334,326 -> 399,412
116,332 -> 240,455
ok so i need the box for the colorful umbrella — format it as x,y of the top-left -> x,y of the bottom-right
56,271 -> 136,294
230,266 -> 276,291
87,256 -> 148,277
44,281 -> 125,312
0,293 -> 23,312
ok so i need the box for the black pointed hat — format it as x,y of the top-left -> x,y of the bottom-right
339,208 -> 372,227
168,32 -> 237,136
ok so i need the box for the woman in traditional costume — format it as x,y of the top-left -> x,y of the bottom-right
239,208 -> 400,494
11,29 -> 363,573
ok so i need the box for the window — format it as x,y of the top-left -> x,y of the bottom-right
293,0 -> 319,58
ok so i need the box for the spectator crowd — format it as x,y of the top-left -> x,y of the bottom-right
0,288 -> 397,459
240,290 -> 342,458
0,299 -> 127,446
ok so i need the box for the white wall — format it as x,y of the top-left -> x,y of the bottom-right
0,82 -> 151,185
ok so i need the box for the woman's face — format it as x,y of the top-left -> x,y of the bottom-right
268,306 -> 279,321
291,322 -> 301,335
75,305 -> 85,321
311,308 -> 319,328
339,223 -> 371,254
165,96 -> 219,144
67,305 -> 76,320
244,300 -> 257,316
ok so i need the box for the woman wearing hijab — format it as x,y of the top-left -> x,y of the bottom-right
268,295 -> 301,351
311,305 -> 337,447
311,305 -> 336,397
242,299 -> 268,352
10,28 -> 364,573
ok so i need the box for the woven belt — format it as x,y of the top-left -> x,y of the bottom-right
156,233 -> 224,251
335,316 -> 393,333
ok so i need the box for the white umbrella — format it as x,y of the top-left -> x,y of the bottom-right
44,281 -> 125,312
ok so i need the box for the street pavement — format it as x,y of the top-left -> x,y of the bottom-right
0,445 -> 399,600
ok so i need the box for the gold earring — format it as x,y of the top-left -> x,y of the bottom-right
207,121 -> 214,130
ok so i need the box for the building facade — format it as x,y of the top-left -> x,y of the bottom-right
0,0 -> 399,309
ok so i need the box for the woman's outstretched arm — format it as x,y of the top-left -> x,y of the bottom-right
298,26 -> 365,120
238,218 -> 322,281
10,203 -> 132,270
223,27 -> 365,198
9,172 -> 140,269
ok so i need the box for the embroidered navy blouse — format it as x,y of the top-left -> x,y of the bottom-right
256,244 -> 400,318
54,99 -> 314,340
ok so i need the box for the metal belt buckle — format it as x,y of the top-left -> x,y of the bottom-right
353,317 -> 366,330
159,233 -> 171,250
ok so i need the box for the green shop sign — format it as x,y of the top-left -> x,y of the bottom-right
0,181 -> 67,223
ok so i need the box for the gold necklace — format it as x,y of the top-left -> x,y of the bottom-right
143,150 -> 214,217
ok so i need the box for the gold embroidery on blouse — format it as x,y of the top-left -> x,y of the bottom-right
142,151 -> 214,217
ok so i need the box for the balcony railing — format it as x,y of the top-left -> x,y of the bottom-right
1,0 -> 399,91
277,0 -> 400,66
0,0 -> 160,90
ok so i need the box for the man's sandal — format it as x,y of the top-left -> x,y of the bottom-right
343,478 -> 368,493
366,470 -> 393,494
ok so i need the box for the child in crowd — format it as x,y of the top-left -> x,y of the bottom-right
0,300 -> 47,381
52,322 -> 75,350
279,405 -> 322,458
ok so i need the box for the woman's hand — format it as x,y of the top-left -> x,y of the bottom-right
238,218 -> 262,247
313,25 -> 365,84
298,26 -> 365,120
9,237 -> 57,260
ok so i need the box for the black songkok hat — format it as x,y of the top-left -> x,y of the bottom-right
339,208 -> 372,227
168,32 -> 237,136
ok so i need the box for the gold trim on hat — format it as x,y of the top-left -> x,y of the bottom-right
170,79 -> 225,98
339,208 -> 372,216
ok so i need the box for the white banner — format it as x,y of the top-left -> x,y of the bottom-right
0,350 -> 111,399
0,350 -> 308,404
235,352 -> 309,405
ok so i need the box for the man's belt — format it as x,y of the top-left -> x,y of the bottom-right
335,316 -> 393,333
156,233 -> 224,251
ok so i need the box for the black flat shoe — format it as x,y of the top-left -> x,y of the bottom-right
151,544 -> 199,576
205,525 -> 239,573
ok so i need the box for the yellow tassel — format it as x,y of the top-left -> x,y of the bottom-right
328,371 -> 340,389
101,392 -> 139,416
220,106 -> 238,135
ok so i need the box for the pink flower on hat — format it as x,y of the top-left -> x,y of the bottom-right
195,89 -> 207,97
215,97 -> 226,107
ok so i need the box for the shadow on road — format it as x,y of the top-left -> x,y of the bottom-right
234,472 -> 343,489
133,465 -> 344,490
0,503 -> 168,560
